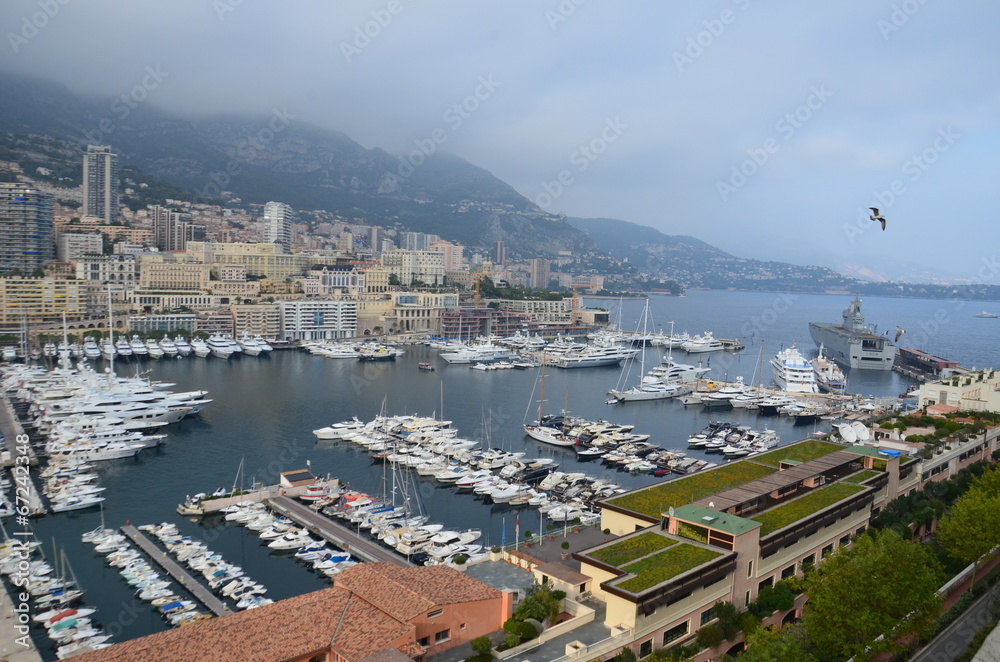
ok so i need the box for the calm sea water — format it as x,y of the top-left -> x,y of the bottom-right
15,290 -> 999,656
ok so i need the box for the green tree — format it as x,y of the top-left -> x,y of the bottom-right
388,273 -> 401,286
803,529 -> 943,661
470,635 -> 492,656
740,625 -> 816,662
936,485 -> 1000,590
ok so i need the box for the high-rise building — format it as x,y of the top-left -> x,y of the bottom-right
529,258 -> 550,289
82,145 -> 119,223
0,183 -> 55,276
150,205 -> 203,251
263,201 -> 293,250
57,232 -> 104,262
494,240 -> 508,266
428,240 -> 465,271
400,231 -> 440,251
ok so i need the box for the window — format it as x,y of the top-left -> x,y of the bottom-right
822,544 -> 834,558
428,609 -> 443,618
746,591 -> 752,608
639,640 -> 653,658
747,560 -> 753,577
460,623 -> 466,630
856,526 -> 866,536
700,607 -> 715,626
781,565 -> 796,579
759,576 -> 774,591
662,621 -> 689,646
434,630 -> 450,644
839,535 -> 851,547
418,636 -> 430,648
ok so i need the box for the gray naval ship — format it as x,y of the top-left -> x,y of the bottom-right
808,296 -> 896,370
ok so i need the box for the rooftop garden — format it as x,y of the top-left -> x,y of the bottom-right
750,439 -> 845,468
845,469 -> 881,484
753,482 -> 866,535
876,411 -> 1000,459
587,532 -> 676,567
606,461 -> 777,517
617,543 -> 723,593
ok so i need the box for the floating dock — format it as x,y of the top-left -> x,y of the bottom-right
266,496 -> 413,567
120,525 -> 230,617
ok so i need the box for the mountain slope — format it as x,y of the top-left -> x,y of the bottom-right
0,70 -> 593,257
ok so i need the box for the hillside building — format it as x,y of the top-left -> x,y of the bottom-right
82,145 -> 119,224
0,183 -> 55,276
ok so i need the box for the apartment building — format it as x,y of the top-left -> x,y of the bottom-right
231,304 -> 280,338
75,254 -> 137,285
0,277 -> 87,324
57,232 -> 104,262
382,249 -> 446,286
278,299 -> 357,341
918,368 -> 1000,411
138,262 -> 212,291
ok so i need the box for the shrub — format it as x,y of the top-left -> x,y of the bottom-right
604,528 -> 611,535
491,546 -> 501,553
696,623 -> 724,650
502,633 -> 522,649
470,635 -> 492,656
739,610 -> 761,635
611,648 -> 637,662
454,554 -> 467,565
562,541 -> 570,550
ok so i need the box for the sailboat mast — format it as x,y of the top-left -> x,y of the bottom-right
107,285 -> 115,375
538,357 -> 546,423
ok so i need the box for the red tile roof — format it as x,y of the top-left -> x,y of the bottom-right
72,587 -> 415,662
334,563 -> 503,621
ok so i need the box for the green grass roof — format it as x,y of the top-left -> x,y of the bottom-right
587,532 -> 677,568
605,461 -> 778,517
617,544 -> 723,593
844,469 -> 881,484
750,439 -> 845,467
752,483 -> 866,535
672,504 -> 761,536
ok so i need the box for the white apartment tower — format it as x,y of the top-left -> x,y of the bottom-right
263,201 -> 293,251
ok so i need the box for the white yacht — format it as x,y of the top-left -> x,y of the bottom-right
130,336 -> 149,358
2,347 -> 16,362
145,338 -> 164,360
439,343 -> 516,364
608,377 -> 685,402
115,337 -> 133,357
158,337 -> 179,356
82,339 -> 102,360
681,332 -> 724,353
254,336 -> 273,353
206,335 -> 234,359
552,345 -> 638,369
174,336 -> 192,356
237,333 -> 262,356
190,337 -> 211,358
811,344 -> 847,394
770,346 -> 819,393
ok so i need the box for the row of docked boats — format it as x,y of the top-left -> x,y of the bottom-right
216,499 -> 359,578
85,526 -> 215,629
302,341 -> 404,361
685,421 -> 781,457
140,521 -> 274,611
25,332 -> 273,363
1,536 -> 113,658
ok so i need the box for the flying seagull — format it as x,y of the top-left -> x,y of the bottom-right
869,207 -> 887,231
895,327 -> 905,342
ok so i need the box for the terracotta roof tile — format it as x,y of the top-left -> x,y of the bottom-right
335,563 -> 502,620
71,587 -> 413,662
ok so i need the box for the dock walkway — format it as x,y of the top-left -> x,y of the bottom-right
267,496 -> 413,567
0,396 -> 45,516
120,525 -> 229,617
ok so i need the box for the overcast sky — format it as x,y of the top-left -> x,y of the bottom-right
2,0 -> 998,282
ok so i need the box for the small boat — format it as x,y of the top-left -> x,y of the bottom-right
974,311 -> 998,318
418,363 -> 435,371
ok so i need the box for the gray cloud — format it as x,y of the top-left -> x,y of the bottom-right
1,0 -> 997,278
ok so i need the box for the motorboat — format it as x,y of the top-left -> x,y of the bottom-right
771,346 -> 820,393
681,332 -> 725,353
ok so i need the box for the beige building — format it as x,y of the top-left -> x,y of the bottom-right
139,262 -> 212,291
75,254 -> 137,285
359,264 -> 390,294
231,304 -> 280,338
391,292 -> 459,334
917,368 -> 1000,411
357,297 -> 394,335
0,277 -> 88,324
216,263 -> 247,281
184,241 -> 328,281
428,240 -> 465,271
57,232 -> 104,262
208,280 -> 260,298
382,249 -> 446,286
278,299 -> 357,341
79,224 -> 153,246
529,258 -> 551,289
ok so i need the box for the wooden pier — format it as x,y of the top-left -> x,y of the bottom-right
120,525 -> 230,617
267,496 -> 413,567
0,395 -> 46,516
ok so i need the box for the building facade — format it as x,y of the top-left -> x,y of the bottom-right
278,299 -> 357,341
75,254 -> 137,285
428,240 -> 464,271
82,145 -> 119,224
917,368 -> 1000,411
382,250 -> 446,286
529,258 -> 551,289
0,277 -> 87,324
138,262 -> 212,291
0,183 -> 55,276
231,304 -> 280,338
57,232 -> 104,262
262,201 -> 293,251
150,205 -> 204,252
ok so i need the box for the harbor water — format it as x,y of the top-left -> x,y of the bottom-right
9,290 -> 999,657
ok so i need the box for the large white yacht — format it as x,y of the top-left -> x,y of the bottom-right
206,335 -> 235,359
681,332 -> 724,353
811,344 -> 847,394
770,346 -> 819,393
552,345 -> 638,369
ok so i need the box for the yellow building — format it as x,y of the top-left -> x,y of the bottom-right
231,304 -> 280,338
138,262 -> 212,291
0,277 -> 88,325
917,368 -> 1000,411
